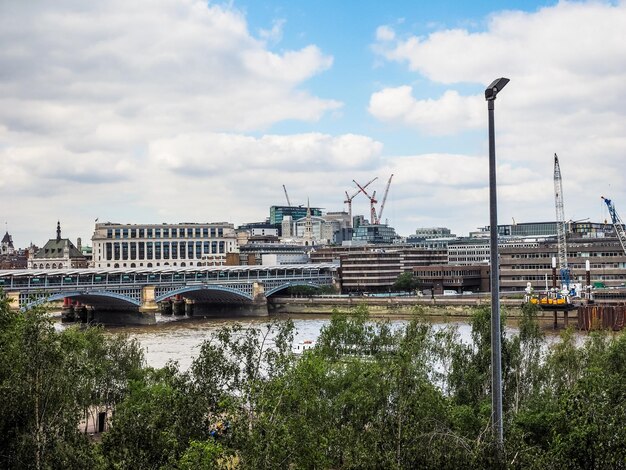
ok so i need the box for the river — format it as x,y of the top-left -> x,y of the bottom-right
53,312 -> 583,371
94,314 -> 477,370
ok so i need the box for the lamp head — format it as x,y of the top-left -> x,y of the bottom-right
485,77 -> 510,100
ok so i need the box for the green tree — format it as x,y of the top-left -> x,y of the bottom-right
392,271 -> 420,292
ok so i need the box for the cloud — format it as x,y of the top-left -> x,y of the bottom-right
369,87 -> 483,135
0,0 -> 347,245
368,1 -> 626,235
149,132 -> 383,175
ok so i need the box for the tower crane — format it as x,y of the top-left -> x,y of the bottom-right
282,185 -> 292,207
554,153 -> 570,288
601,196 -> 626,255
353,179 -> 378,224
376,174 -> 394,225
344,177 -> 377,228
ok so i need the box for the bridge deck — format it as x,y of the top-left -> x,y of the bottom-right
0,263 -> 338,291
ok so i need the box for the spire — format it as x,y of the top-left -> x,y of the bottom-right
304,198 -> 313,242
56,221 -> 61,242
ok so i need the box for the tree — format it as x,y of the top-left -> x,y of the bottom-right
392,271 -> 420,292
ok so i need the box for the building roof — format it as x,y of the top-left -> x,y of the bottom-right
1,231 -> 13,247
33,238 -> 85,259
33,221 -> 86,260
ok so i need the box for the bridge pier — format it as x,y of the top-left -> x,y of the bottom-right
140,286 -> 158,313
185,299 -> 195,317
91,308 -> 156,325
172,295 -> 185,316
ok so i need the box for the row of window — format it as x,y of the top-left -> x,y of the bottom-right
105,227 -> 227,239
103,241 -> 226,261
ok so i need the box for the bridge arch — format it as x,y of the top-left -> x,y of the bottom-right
23,291 -> 141,310
265,281 -> 324,297
155,285 -> 253,303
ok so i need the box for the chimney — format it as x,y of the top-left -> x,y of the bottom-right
77,237 -> 82,251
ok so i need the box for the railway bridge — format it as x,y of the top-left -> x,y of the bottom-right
0,263 -> 339,324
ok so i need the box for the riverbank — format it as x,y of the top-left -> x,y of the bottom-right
269,295 -> 539,319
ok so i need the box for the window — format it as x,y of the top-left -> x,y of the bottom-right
163,242 -> 170,260
155,242 -> 162,259
147,228 -> 153,238
113,242 -> 120,260
138,242 -> 145,259
146,242 -> 153,260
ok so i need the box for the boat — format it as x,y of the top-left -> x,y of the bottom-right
293,339 -> 316,354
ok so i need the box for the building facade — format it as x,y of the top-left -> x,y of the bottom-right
499,236 -> 626,291
91,222 -> 237,268
270,206 -> 322,225
29,222 -> 88,269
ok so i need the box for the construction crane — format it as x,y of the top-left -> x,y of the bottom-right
601,196 -> 626,255
282,185 -> 292,207
353,179 -> 378,224
554,153 -> 570,288
344,177 -> 377,228
376,174 -> 394,225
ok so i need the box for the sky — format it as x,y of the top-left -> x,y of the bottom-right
2,0 -> 626,248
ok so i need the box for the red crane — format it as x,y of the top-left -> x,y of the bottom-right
344,177 -> 377,227
353,179 -> 378,224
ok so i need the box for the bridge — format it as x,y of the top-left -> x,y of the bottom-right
0,263 -> 339,324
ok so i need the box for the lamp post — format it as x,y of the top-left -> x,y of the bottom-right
485,77 -> 509,447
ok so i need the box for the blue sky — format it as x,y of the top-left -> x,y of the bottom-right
1,0 -> 625,247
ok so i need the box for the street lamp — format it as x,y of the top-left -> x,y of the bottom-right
485,77 -> 509,447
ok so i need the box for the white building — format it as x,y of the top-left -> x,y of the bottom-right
91,222 -> 237,268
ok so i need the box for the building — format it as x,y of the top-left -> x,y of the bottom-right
413,265 -> 490,294
413,227 -> 456,239
499,235 -> 626,291
237,243 -> 310,266
29,222 -> 88,269
91,222 -> 237,268
447,238 -> 491,265
270,205 -> 322,225
311,245 -> 447,293
351,224 -> 398,245
0,231 -> 28,269
339,249 -> 402,293
1,231 -> 15,256
237,222 -> 279,237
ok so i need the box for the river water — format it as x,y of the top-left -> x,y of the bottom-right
101,313 -> 503,371
53,313 -> 581,371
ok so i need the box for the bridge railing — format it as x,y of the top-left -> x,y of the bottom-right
0,264 -> 338,292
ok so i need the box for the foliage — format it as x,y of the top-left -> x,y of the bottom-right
392,271 -> 420,292
0,290 -> 143,469
3,287 -> 626,469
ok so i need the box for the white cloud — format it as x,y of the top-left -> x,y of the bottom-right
368,1 -> 626,235
375,25 -> 395,42
0,0 -> 346,245
369,87 -> 483,135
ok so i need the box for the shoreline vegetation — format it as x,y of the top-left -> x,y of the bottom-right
1,290 -> 625,469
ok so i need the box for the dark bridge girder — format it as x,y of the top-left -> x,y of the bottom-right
27,292 -> 141,311
156,286 -> 253,304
